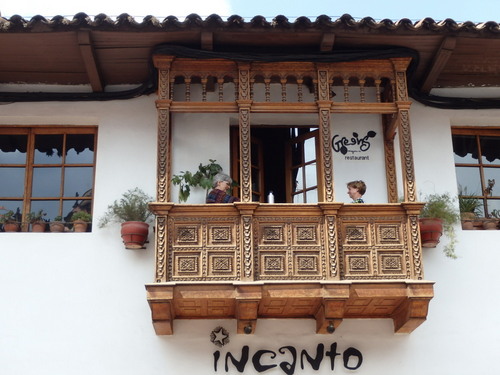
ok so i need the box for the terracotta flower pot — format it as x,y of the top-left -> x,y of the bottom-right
482,219 -> 499,230
461,220 -> 474,230
31,221 -> 47,232
419,218 -> 443,248
50,221 -> 65,232
3,222 -> 20,232
121,221 -> 149,249
73,219 -> 89,232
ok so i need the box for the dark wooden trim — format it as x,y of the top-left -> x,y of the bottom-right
77,30 -> 104,92
420,37 -> 457,94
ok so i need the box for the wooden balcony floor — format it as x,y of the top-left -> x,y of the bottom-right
146,280 -> 434,335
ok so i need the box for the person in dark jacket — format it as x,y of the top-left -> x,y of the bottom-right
206,173 -> 240,203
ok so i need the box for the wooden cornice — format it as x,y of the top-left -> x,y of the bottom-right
77,30 -> 104,92
420,37 -> 457,94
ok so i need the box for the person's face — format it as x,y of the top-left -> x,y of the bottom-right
347,186 -> 360,200
216,180 -> 231,192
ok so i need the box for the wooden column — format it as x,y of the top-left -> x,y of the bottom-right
319,202 -> 344,280
391,58 -> 417,203
153,56 -> 175,283
383,114 -> 399,203
154,56 -> 175,203
238,63 -> 253,202
316,64 -> 334,202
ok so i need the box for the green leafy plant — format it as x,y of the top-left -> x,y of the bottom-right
98,188 -> 153,228
172,159 -> 223,203
458,186 -> 482,219
490,209 -> 500,219
71,211 -> 92,222
53,215 -> 63,222
27,209 -> 47,223
0,208 -> 17,224
420,193 -> 460,259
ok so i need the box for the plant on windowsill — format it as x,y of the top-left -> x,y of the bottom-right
70,211 -> 92,232
49,215 -> 66,233
458,187 -> 482,230
98,188 -> 153,249
27,209 -> 48,232
419,193 -> 460,259
482,209 -> 500,230
0,208 -> 21,232
172,159 -> 223,203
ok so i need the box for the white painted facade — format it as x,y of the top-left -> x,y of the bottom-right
1,88 -> 500,374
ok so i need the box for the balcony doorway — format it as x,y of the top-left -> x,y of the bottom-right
230,126 -> 320,203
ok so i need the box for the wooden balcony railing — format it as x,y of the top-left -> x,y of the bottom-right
146,202 -> 434,335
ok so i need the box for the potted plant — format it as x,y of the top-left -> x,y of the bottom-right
0,208 -> 20,232
482,209 -> 500,230
27,209 -> 48,232
419,193 -> 460,258
49,215 -> 65,232
98,188 -> 153,249
71,211 -> 92,232
172,159 -> 223,203
458,187 -> 482,230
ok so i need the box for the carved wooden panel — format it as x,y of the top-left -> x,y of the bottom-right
339,216 -> 407,279
169,217 -> 240,281
254,216 -> 325,280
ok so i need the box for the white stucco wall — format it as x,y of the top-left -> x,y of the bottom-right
1,91 -> 500,375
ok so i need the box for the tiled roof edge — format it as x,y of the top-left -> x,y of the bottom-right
1,12 -> 499,34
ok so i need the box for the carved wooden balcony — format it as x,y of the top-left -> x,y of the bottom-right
146,202 -> 434,335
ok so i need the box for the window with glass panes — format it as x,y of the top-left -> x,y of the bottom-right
0,127 -> 96,231
452,127 -> 500,218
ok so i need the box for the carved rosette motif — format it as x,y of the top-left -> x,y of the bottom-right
399,110 -> 417,202
155,216 -> 167,282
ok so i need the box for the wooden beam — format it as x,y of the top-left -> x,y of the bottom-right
420,37 -> 457,94
77,30 -> 104,92
201,31 -> 213,51
320,32 -> 335,52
